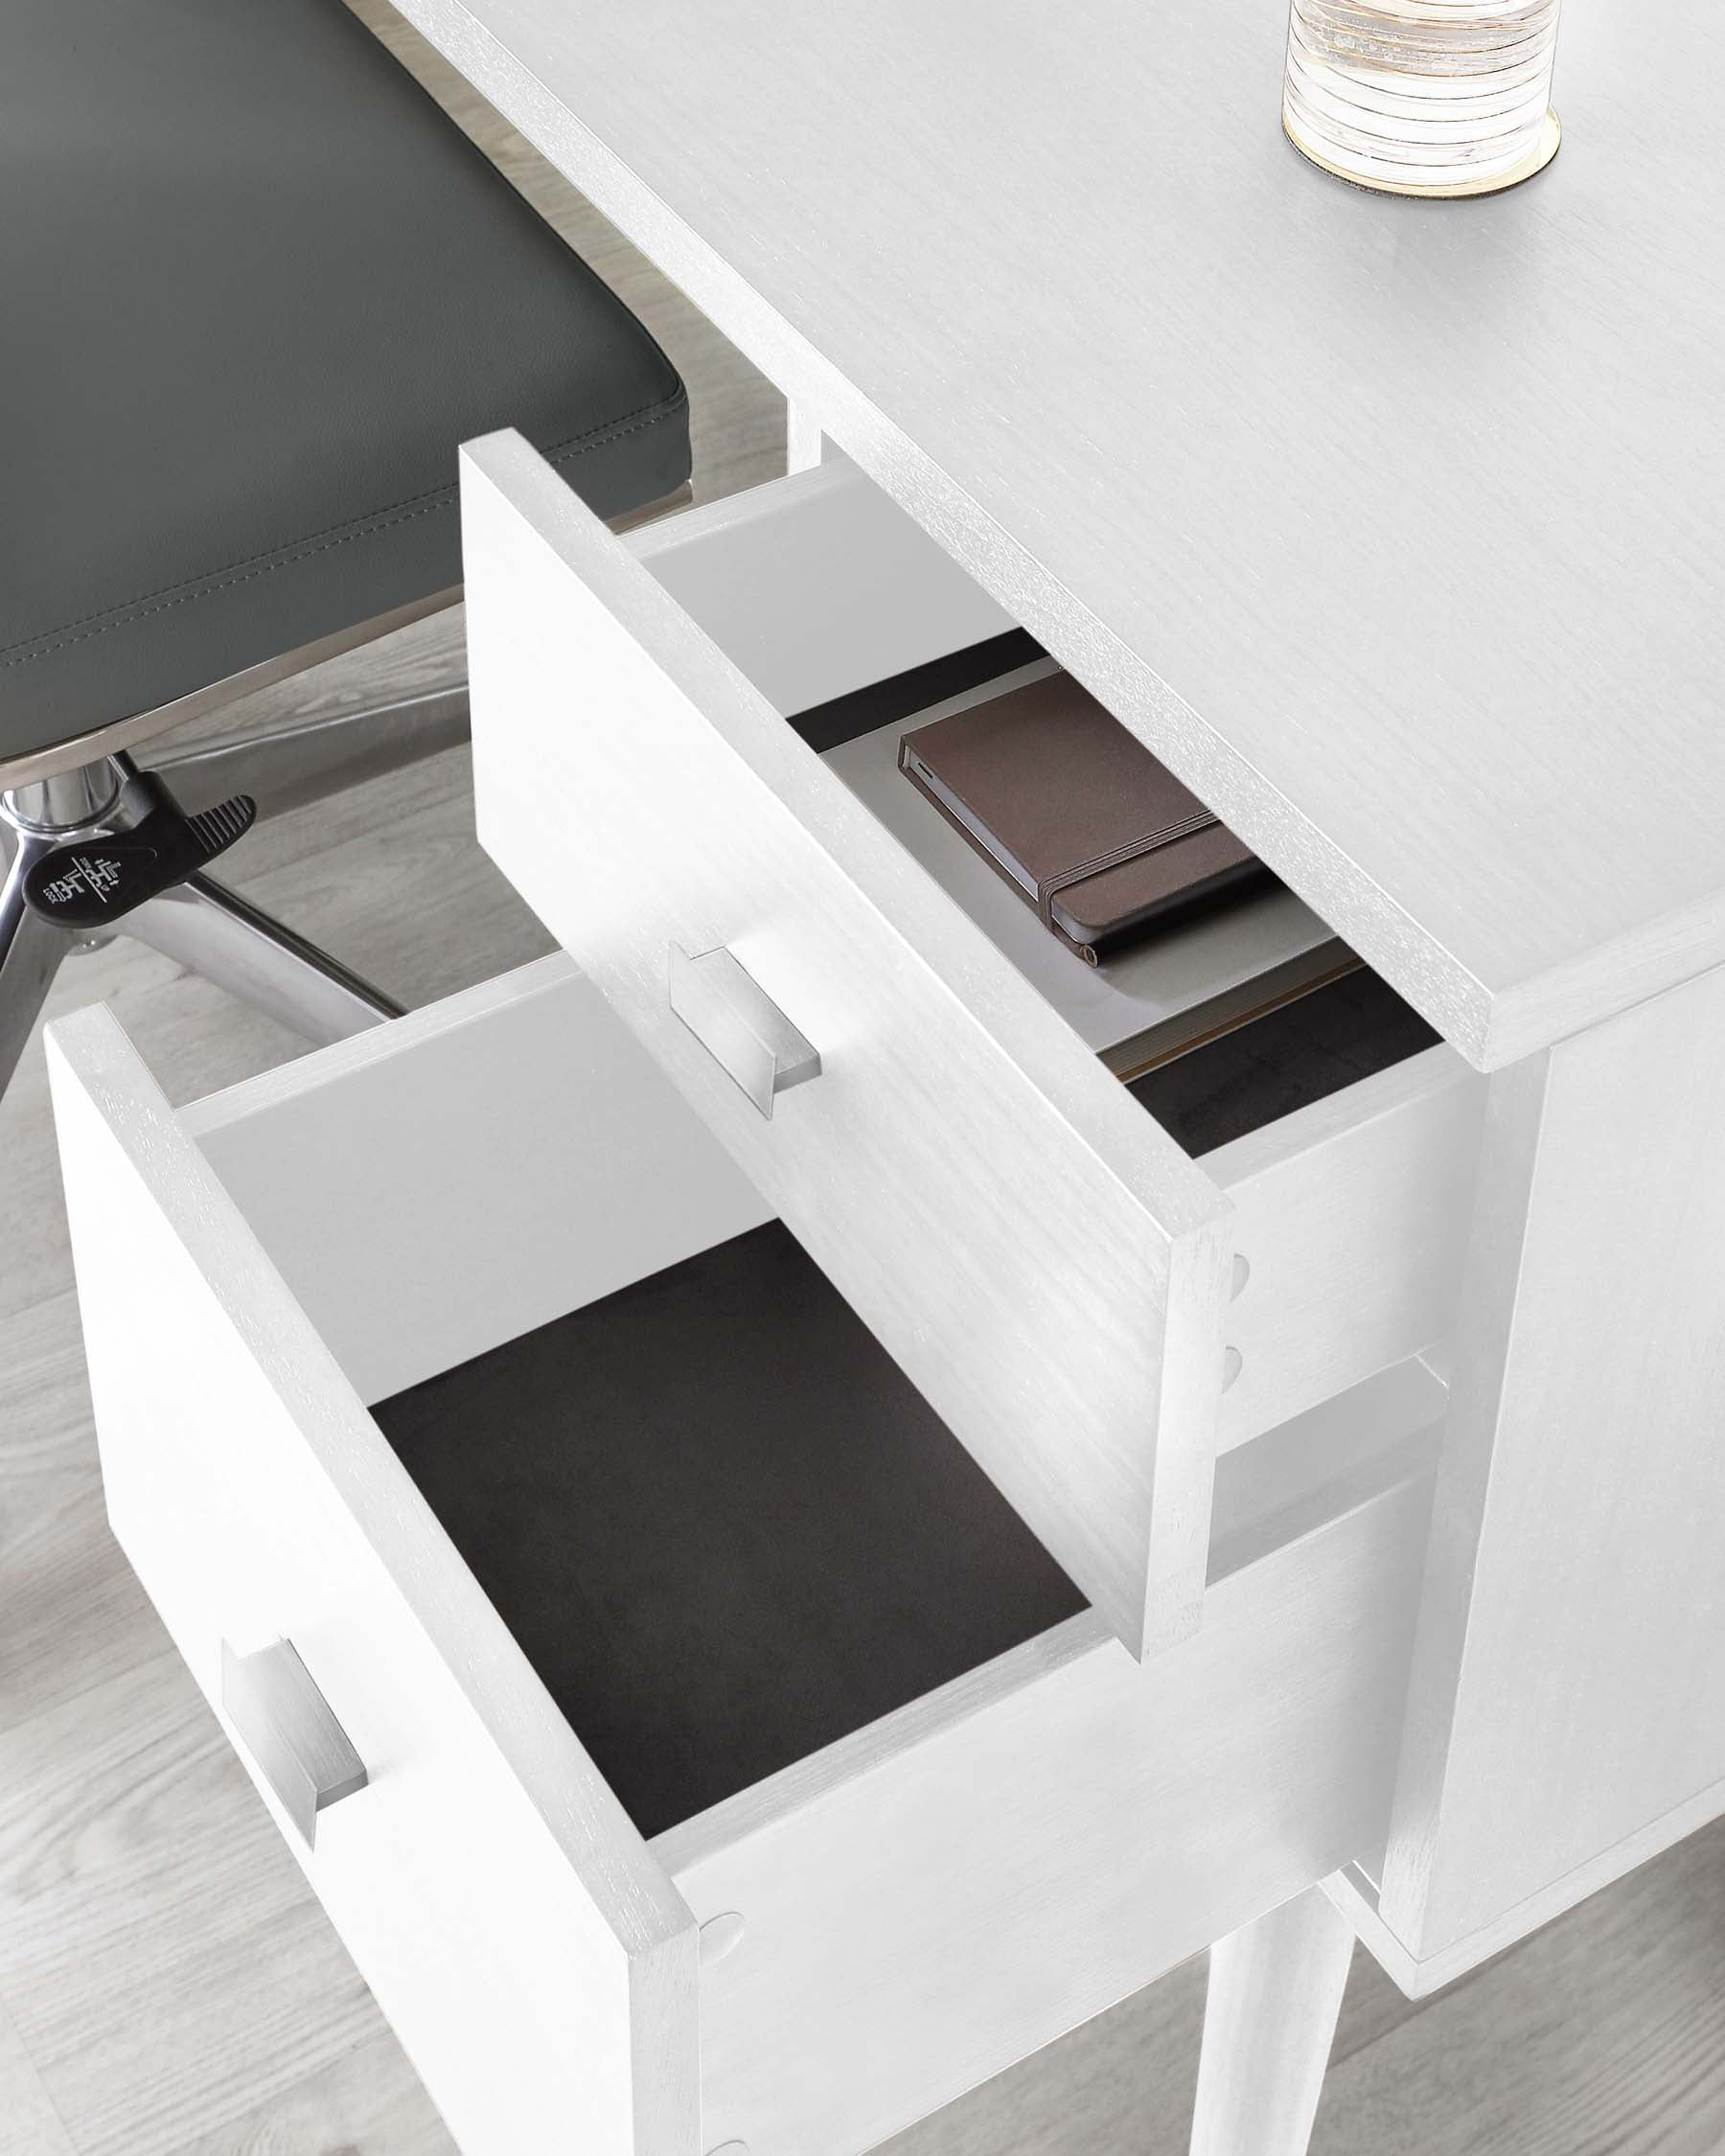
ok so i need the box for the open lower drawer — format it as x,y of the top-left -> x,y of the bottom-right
51,961 -> 1437,2156
460,437 -> 1484,1658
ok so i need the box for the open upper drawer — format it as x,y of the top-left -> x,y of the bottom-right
50,962 -> 1438,2156
460,439 -> 1483,1659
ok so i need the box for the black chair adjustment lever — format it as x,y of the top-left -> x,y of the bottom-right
23,793 -> 256,928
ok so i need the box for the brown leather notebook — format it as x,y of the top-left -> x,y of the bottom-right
899,671 -> 1269,964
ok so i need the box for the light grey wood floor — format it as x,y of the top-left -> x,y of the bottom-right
3,9 -> 1722,2153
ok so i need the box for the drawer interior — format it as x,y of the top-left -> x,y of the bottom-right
790,631 -> 1441,1156
181,959 -> 1440,1832
618,461 -> 1450,1145
372,1217 -> 1083,1839
181,960 -> 1095,1839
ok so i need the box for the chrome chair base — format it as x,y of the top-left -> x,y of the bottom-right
126,874 -> 404,1046
0,679 -> 467,1098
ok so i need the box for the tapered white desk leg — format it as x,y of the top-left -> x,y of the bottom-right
1189,1886 -> 1354,2156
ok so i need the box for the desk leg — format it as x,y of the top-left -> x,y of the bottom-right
1189,1886 -> 1353,2156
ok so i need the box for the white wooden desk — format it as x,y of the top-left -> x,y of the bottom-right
424,0 -> 1725,2124
53,3 -> 1725,2152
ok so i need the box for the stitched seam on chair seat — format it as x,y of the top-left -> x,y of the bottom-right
0,390 -> 689,672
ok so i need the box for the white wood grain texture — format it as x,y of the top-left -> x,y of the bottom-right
160,2026 -> 451,2156
1316,1823 -> 1725,2156
0,1647 -> 381,2156
180,956 -> 771,1402
1209,1047 -> 1484,1452
461,431 -> 1235,1659
0,1992 -> 76,2156
395,0 -> 1725,1071
1330,1756 -> 1725,1998
45,1005 -> 700,2156
1376,961 -> 1725,1966
652,1457 -> 1434,2156
1189,1887 -> 1354,2156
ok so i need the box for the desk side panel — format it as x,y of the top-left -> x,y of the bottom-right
1379,962 -> 1725,1962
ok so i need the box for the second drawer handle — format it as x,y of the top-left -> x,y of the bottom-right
221,1638 -> 369,1849
668,943 -> 821,1119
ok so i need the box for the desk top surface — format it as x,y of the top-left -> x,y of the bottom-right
405,0 -> 1724,1067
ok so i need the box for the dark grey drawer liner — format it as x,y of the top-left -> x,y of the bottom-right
373,1220 -> 1085,1841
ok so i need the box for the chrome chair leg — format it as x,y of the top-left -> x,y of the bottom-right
0,834 -> 73,1099
126,872 -> 403,1046
148,683 -> 470,822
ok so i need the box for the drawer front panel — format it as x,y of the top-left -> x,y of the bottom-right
659,1448 -> 1437,2156
461,433 -> 1235,1659
48,1007 -> 698,2156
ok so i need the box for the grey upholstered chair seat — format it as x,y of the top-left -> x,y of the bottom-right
1,0 -> 691,765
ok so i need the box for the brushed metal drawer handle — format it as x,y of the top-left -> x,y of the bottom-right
220,1639 -> 369,1849
668,943 -> 821,1119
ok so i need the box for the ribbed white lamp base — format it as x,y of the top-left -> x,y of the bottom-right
1283,0 -> 1563,197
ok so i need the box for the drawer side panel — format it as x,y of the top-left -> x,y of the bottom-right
47,1005 -> 698,2156
462,435 -> 1234,1658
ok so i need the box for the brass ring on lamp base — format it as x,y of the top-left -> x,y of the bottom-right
1283,107 -> 1561,199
